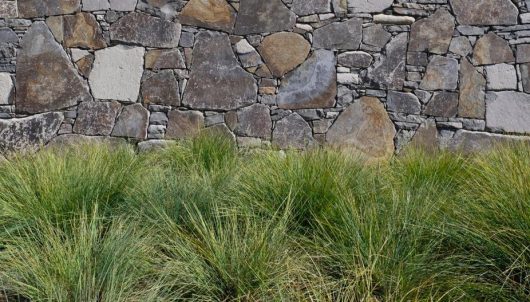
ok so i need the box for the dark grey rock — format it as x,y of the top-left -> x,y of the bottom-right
110,12 -> 181,48
0,28 -> 18,44
0,112 -> 63,153
234,0 -> 296,35
234,104 -> 272,139
73,101 -> 121,136
141,70 -> 181,107
166,110 -> 204,139
363,24 -> 391,49
313,18 -> 362,50
18,0 -> 80,18
520,63 -> 530,93
516,44 -> 530,63
424,92 -> 458,118
419,56 -> 459,91
272,113 -> 314,149
387,91 -> 421,114
365,33 -> 408,90
112,104 -> 149,139
137,0 -> 186,19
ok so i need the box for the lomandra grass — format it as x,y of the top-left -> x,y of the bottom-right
0,136 -> 529,301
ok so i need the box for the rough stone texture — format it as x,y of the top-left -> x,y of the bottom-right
258,32 -> 310,77
141,70 -> 180,107
73,101 -> 121,136
180,0 -> 236,33
273,113 -> 314,149
473,33 -> 515,65
0,1 -> 17,18
47,134 -> 126,149
520,63 -> 530,93
234,104 -> 272,139
137,0 -> 185,19
18,0 -> 80,18
277,50 -> 336,110
110,12 -> 181,48
76,54 -> 94,78
450,0 -> 518,26
183,31 -> 257,110
112,103 -> 149,139
410,119 -> 438,152
0,112 -> 64,153
137,139 -> 177,153
0,73 -> 13,105
110,0 -> 137,11
234,0 -> 296,35
363,24 -> 391,49
448,130 -> 530,153
82,0 -> 110,11
89,45 -> 144,102
486,92 -> 530,134
424,92 -> 458,118
327,97 -> 395,159
516,44 -> 530,63
61,13 -> 106,49
409,9 -> 454,54
420,56 -> 459,91
387,91 -> 421,114
449,36 -> 472,57
347,0 -> 393,13
16,22 -> 92,114
145,49 -> 185,70
486,64 -> 517,91
459,59 -> 486,119
338,51 -> 372,68
313,18 -> 362,50
0,28 -> 18,44
166,110 -> 204,139
292,0 -> 330,15
366,33 -> 407,90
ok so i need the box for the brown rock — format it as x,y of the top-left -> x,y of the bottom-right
459,59 -> 486,119
234,104 -> 272,139
76,54 -> 95,78
180,0 -> 236,33
234,0 -> 296,35
112,103 -> 149,139
409,9 -> 454,54
473,33 -> 515,65
110,12 -> 181,48
258,32 -> 310,77
62,13 -> 106,49
141,70 -> 181,107
145,49 -> 186,69
18,0 -> 80,18
272,113 -> 314,149
73,101 -> 121,136
520,63 -> 530,93
166,110 -> 204,139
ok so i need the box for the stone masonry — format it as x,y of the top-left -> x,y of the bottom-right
1,0 -> 530,158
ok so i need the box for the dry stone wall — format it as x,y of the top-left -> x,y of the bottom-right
1,0 -> 530,158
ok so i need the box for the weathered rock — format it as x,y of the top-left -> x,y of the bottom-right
0,28 -> 18,44
234,0 -> 296,35
16,22 -> 92,114
234,104 -> 272,139
0,112 -> 64,153
362,24 -> 391,49
419,56 -> 459,91
71,49 -> 90,62
365,33 -> 407,90
450,0 -> 518,26
313,19 -> 362,50
82,0 -> 110,11
180,0 -> 236,32
459,59 -> 486,119
327,96 -> 396,159
386,91 -> 421,114
486,64 -> 517,90
166,110 -> 204,139
409,119 -> 439,152
347,0 -> 393,13
18,0 -> 80,18
47,134 -> 127,149
110,0 -> 136,11
520,63 -> 530,93
449,36 -> 472,57
272,113 -> 314,149
137,0 -> 186,19
516,44 -> 530,63
448,130 -> 530,153
409,9 -> 454,54
277,50 -> 336,109
258,32 -> 310,77
141,70 -> 180,107
137,139 -> 177,153
486,92 -> 530,134
145,49 -> 185,70
424,92 -> 458,118
338,51 -> 372,68
204,123 -> 236,143
373,15 -> 415,25
0,1 -> 17,18
473,33 -> 515,65
60,13 -> 106,49
73,101 -> 121,136
112,103 -> 149,139
0,73 -> 13,105
292,0 -> 331,16
110,12 -> 181,48
89,45 -> 144,102
183,31 -> 257,110
76,54 -> 94,78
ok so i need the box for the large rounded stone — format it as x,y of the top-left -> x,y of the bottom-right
458,59 -> 486,119
166,110 -> 204,139
234,104 -> 272,139
112,103 -> 149,139
18,0 -> 80,18
450,0 -> 518,26
486,92 -> 530,134
473,33 -> 515,65
313,18 -> 362,50
234,0 -> 296,35
409,9 -> 454,54
258,32 -> 310,77
180,0 -> 236,33
277,50 -> 336,110
272,113 -> 314,149
110,12 -> 181,48
327,97 -> 396,159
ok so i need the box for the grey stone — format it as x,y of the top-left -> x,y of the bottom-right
449,36 -> 472,57
387,91 -> 421,114
347,0 -> 393,13
485,64 -> 517,90
0,28 -> 18,44
141,70 -> 180,107
145,49 -> 185,70
180,0 -> 236,32
258,32 -> 311,77
112,104 -> 149,139
459,59 -> 486,119
292,0 -> 331,16
406,52 -> 428,66
420,56 -> 459,91
363,24 -> 391,49
424,92 -> 459,118
60,12 -> 107,50
166,110 -> 204,139
448,130 -> 530,153
74,101 -> 121,136
450,0 -> 518,26
204,123 -> 236,143
82,0 -> 110,11
150,112 -> 168,125
137,0 -> 185,19
516,44 -> 530,63
16,22 -> 92,114
234,104 -> 272,139
110,0 -> 137,11
365,33 -> 408,90
47,134 -> 127,149
183,31 -> 257,110
0,73 -> 13,105
313,18 -> 362,50
272,113 -> 314,149
0,1 -> 17,18
473,33 -> 515,65
18,0 -> 80,18
520,63 -> 530,93
373,15 -> 415,25
409,9 -> 455,54
277,50 -> 336,110
0,112 -> 64,153
234,0 -> 296,35
486,92 -> 530,134
338,51 -> 372,68
110,12 -> 181,48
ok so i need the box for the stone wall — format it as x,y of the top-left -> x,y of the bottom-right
1,0 -> 530,158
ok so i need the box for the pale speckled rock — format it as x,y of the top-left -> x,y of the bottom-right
234,0 -> 296,35
473,33 -> 515,65
347,0 -> 393,13
338,51 -> 372,68
112,104 -> 149,139
327,97 -> 396,159
141,70 -> 180,107
258,32 -> 310,77
166,110 -> 204,139
409,9 -> 454,54
486,92 -> 530,134
292,0 -> 331,16
0,73 -> 13,105
448,130 -> 530,153
277,50 -> 336,110
137,140 -> 177,153
313,18 -> 362,50
373,15 -> 415,25
145,49 -> 185,70
18,0 -> 80,18
520,63 -> 530,93
424,92 -> 458,118
234,104 -> 272,139
459,59 -> 486,119
0,112 -> 64,153
450,0 -> 518,26
180,0 -> 236,32
273,113 -> 314,149
73,101 -> 121,136
419,56 -> 459,91
362,24 -> 391,49
365,33 -> 407,90
485,64 -> 517,90
110,12 -> 181,48
387,91 -> 421,114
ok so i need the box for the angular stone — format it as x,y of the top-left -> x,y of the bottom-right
204,123 -> 236,143
362,24 -> 391,49
373,15 -> 415,25
110,0 -> 136,11
180,0 -> 236,32
0,73 -> 13,105
450,0 -> 518,26
419,56 -> 459,91
272,113 -> 314,149
409,9 -> 455,54
347,0 -> 393,13
110,12 -> 181,48
424,92 -> 458,118
137,0 -> 186,19
0,28 -> 18,44
327,96 -> 395,159
137,140 -> 177,153
386,91 -> 421,114
365,33 -> 407,90
112,104 -> 149,139
292,0 -> 331,16
258,32 -> 310,77
449,36 -> 472,57
145,49 -> 185,69
61,13 -> 106,49
183,31 -> 257,110
338,51 -> 372,68
18,0 -> 80,18
166,110 -> 204,139
234,104 -> 272,139
277,50 -> 336,110
313,19 -> 362,50
520,63 -> 530,93
473,33 -> 514,65
0,1 -> 17,18
89,45 -> 144,102
76,54 -> 94,78
448,130 -> 530,153
234,0 -> 296,35
73,101 -> 121,136
82,0 -> 110,11
141,70 -> 180,107
16,22 -> 92,114
486,92 -> 530,134
409,119 -> 439,152
47,134 -> 127,149
485,64 -> 517,90
459,59 -> 486,119
516,44 -> 530,63
0,112 -> 64,153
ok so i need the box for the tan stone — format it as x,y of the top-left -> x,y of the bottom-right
180,0 -> 236,33
62,12 -> 106,49
259,32 -> 311,77
145,49 -> 185,70
166,110 -> 204,139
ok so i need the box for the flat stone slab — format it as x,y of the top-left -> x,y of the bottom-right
110,12 -> 181,48
292,0 -> 331,16
141,70 -> 181,107
424,92 -> 458,118
234,104 -> 272,139
56,12 -> 107,49
450,0 -> 518,26
18,0 -> 80,18
365,33 -> 407,90
486,64 -> 517,91
47,134 -> 127,149
387,91 -> 421,114
448,130 -> 530,153
459,59 -> 486,119
137,0 -> 185,19
180,0 -> 236,32
0,73 -> 13,105
347,0 -> 393,13
234,0 -> 296,35
486,92 -> 530,134
272,113 -> 314,149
